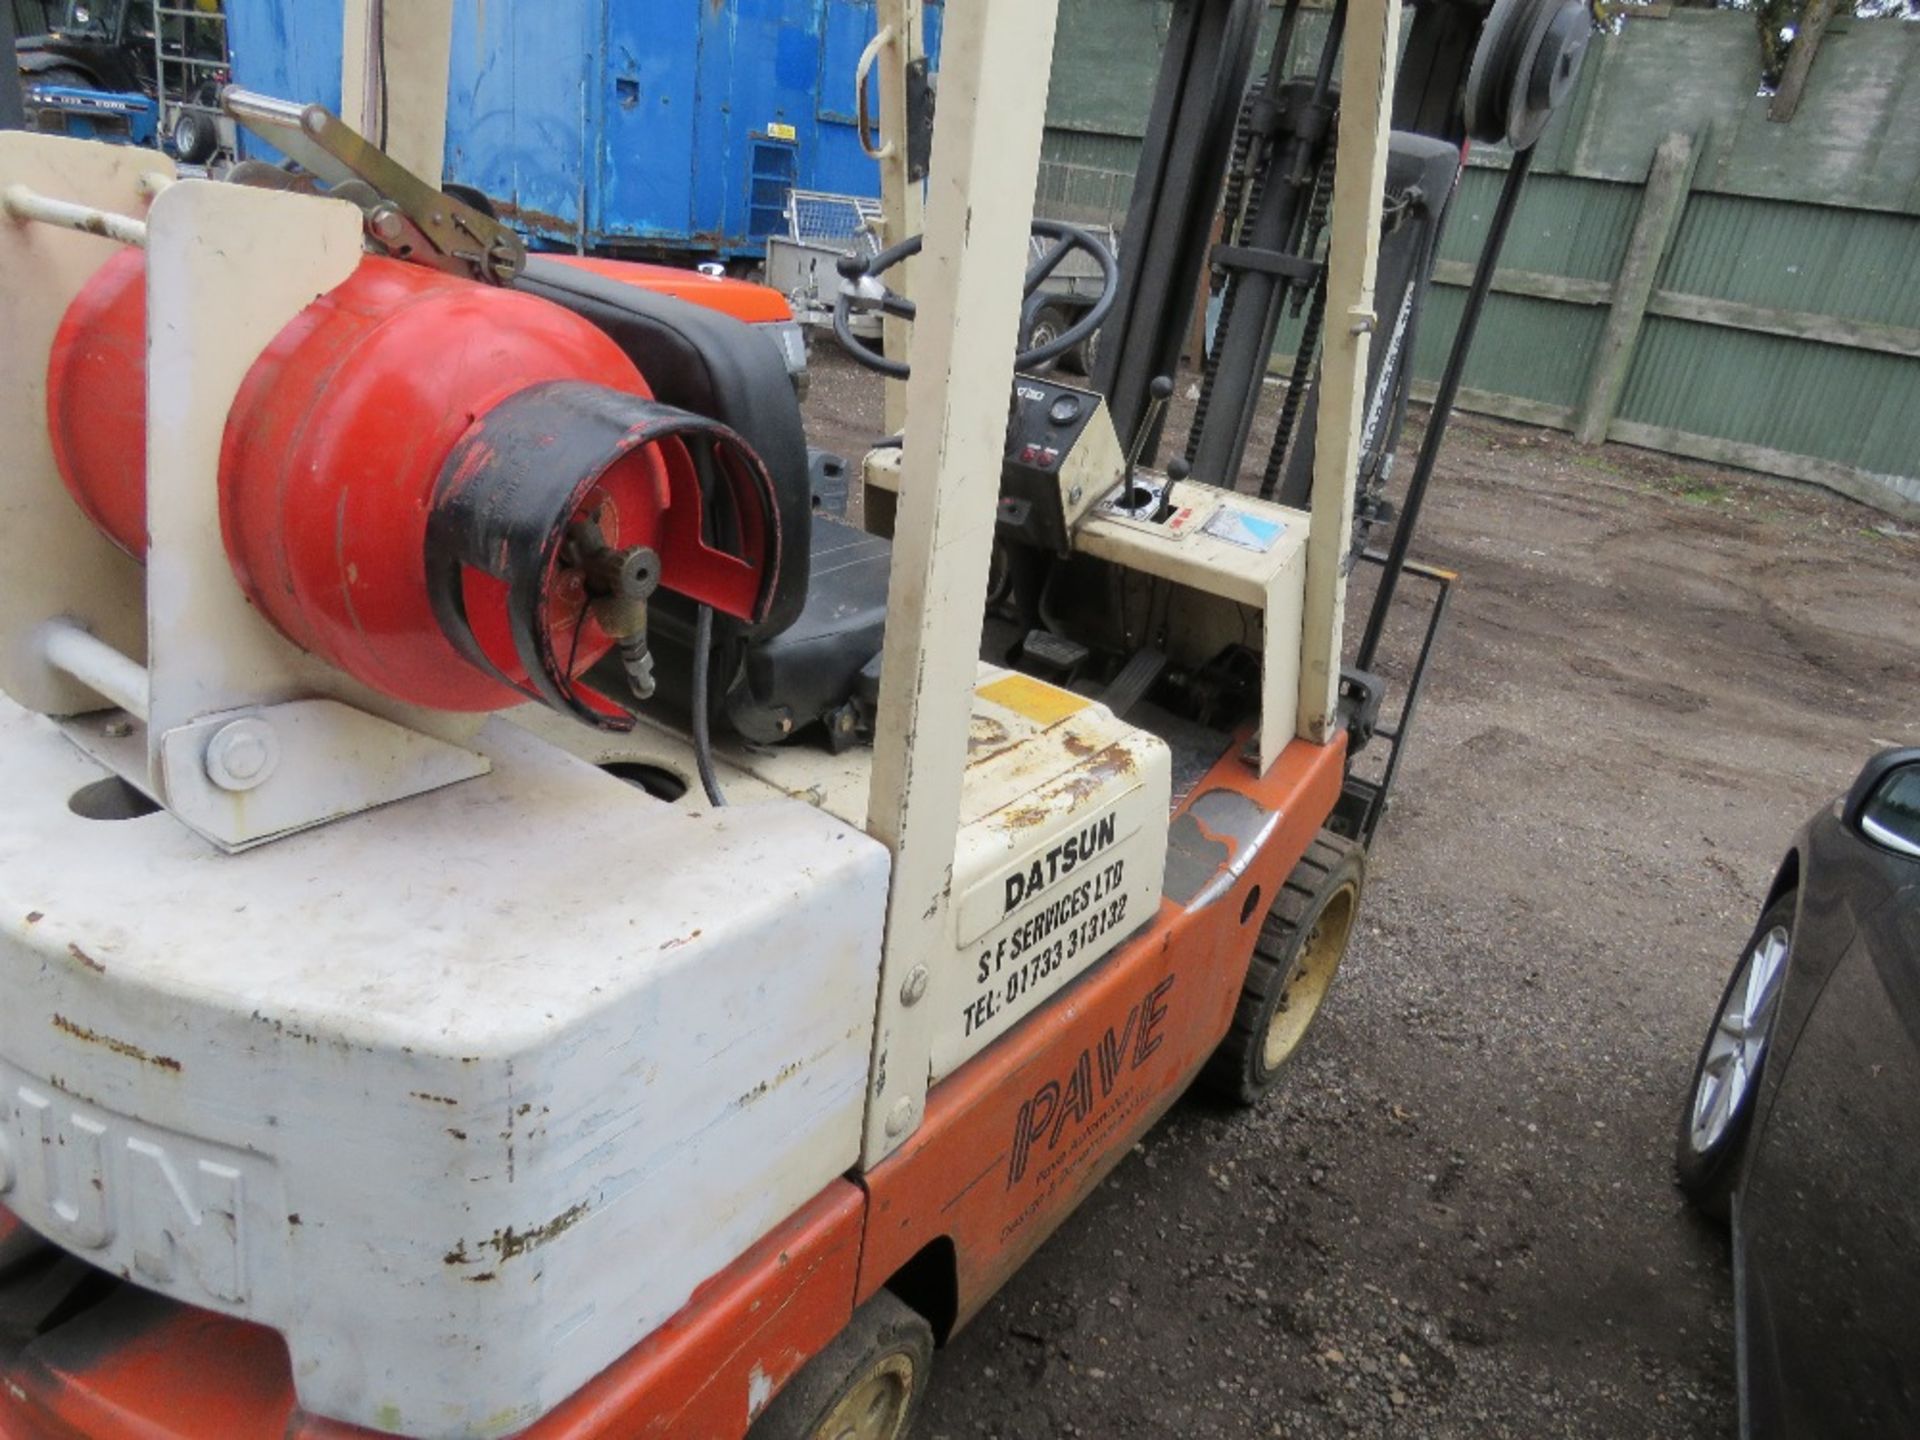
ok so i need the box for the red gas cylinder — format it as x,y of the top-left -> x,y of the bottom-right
45,250 -> 780,727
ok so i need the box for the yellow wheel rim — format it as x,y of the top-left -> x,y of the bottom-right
1262,881 -> 1359,1072
816,1352 -> 916,1440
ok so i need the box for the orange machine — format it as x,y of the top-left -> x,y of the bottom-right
0,0 -> 1590,1431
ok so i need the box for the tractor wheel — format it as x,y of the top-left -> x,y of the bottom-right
171,108 -> 217,165
747,1291 -> 934,1440
1674,891 -> 1795,1224
1199,830 -> 1366,1106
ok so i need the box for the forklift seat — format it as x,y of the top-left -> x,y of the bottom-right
516,256 -> 815,639
518,257 -> 893,746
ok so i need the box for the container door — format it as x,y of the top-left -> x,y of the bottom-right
811,0 -> 872,197
594,0 -> 701,245
689,0 -> 816,255
442,0 -> 594,247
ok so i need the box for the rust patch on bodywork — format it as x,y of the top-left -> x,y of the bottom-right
66,943 -> 106,974
996,743 -> 1140,831
411,1092 -> 459,1107
444,1202 -> 591,1268
491,198 -> 584,240
50,1015 -> 180,1072
968,716 -> 1011,754
25,911 -> 44,925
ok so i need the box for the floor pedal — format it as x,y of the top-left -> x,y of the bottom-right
1102,647 -> 1167,718
1021,629 -> 1090,685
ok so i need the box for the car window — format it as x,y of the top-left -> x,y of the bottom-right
1864,767 -> 1920,859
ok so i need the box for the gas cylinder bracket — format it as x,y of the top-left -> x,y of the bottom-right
157,698 -> 492,853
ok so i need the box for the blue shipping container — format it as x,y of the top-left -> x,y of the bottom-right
222,0 -> 944,259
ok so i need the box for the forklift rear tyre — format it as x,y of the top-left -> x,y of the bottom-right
747,1291 -> 934,1440
1199,831 -> 1366,1107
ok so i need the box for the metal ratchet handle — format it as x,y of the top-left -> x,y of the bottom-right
222,87 -> 527,285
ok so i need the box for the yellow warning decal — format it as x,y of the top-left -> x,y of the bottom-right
768,122 -> 798,141
977,674 -> 1090,728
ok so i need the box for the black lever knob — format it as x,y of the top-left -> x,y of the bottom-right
1126,375 -> 1176,478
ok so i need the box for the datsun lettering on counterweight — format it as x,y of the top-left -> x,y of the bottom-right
1002,813 -> 1120,913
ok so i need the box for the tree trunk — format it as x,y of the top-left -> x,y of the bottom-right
1769,0 -> 1841,123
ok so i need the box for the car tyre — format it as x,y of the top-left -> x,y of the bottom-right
1674,891 -> 1795,1223
746,1291 -> 934,1440
1198,830 -> 1366,1107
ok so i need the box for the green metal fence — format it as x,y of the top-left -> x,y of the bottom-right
1038,3 -> 1920,519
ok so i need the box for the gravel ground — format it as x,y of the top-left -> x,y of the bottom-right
800,345 -> 1920,1440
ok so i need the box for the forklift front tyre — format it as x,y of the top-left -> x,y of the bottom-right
1199,831 -> 1366,1106
747,1290 -> 934,1440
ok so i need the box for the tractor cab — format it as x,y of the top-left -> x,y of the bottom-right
17,0 -> 157,94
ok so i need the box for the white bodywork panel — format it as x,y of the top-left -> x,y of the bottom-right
0,699 -> 890,1439
865,450 -> 1310,776
1078,482 -> 1309,776
517,665 -> 1172,1085
932,674 -> 1169,1076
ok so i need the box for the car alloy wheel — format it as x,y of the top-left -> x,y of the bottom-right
1689,922 -> 1789,1155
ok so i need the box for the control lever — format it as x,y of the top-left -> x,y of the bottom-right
1152,457 -> 1190,526
1126,375 -> 1175,479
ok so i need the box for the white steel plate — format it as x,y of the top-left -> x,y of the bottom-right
0,699 -> 890,1438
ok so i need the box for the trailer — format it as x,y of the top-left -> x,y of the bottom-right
0,0 -> 1593,1434
223,0 -> 946,261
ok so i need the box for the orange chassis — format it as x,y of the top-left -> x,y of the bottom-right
0,732 -> 1345,1439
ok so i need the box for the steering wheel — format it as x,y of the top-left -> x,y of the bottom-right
833,220 -> 1119,380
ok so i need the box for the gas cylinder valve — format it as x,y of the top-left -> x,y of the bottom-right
570,520 -> 662,701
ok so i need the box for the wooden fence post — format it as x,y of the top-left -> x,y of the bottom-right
1574,129 -> 1702,447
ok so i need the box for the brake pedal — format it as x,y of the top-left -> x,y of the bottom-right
1102,647 -> 1167,718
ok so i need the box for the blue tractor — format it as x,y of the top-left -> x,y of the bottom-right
15,0 -> 228,162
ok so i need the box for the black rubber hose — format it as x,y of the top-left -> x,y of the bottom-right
691,605 -> 727,808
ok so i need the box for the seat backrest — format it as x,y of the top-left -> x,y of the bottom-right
515,257 -> 813,640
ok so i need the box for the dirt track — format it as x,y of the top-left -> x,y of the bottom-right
800,346 -> 1920,1439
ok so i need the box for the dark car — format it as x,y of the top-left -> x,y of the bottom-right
1676,747 -> 1920,1438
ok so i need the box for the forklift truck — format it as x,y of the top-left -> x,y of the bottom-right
0,0 -> 1589,1434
